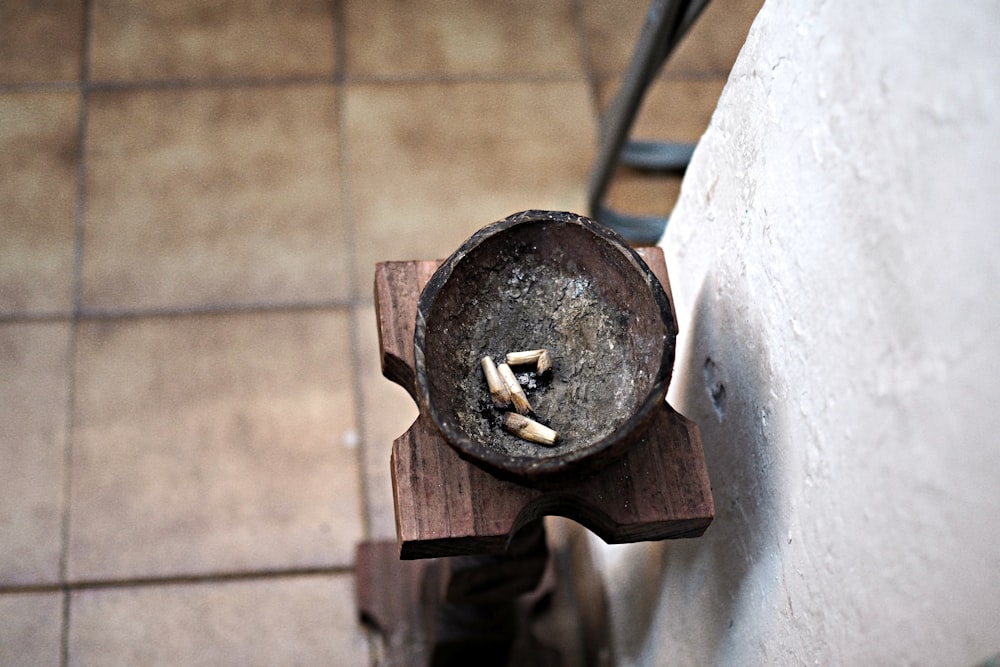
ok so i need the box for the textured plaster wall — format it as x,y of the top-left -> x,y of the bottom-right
596,0 -> 1000,664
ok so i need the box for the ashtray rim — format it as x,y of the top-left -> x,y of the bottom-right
414,210 -> 677,480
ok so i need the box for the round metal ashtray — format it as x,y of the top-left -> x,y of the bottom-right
414,210 -> 677,481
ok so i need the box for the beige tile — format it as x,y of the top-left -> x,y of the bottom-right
583,0 -> 763,76
82,86 -> 349,311
69,575 -> 367,666
581,0 -> 649,76
598,77 -> 727,141
0,1 -> 83,83
0,322 -> 71,586
0,93 -> 79,316
345,80 -> 596,297
68,311 -> 362,580
0,592 -> 63,666
90,0 -> 336,82
605,169 -> 685,221
345,0 -> 582,79
354,306 -> 419,539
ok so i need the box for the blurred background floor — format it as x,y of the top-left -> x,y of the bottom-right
0,1 -> 760,663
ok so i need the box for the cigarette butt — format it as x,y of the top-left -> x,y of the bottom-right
481,356 -> 511,407
506,348 -> 553,375
503,413 -> 558,446
497,362 -> 532,415
506,349 -> 545,366
536,349 -> 552,375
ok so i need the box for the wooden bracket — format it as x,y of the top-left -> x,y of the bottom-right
375,247 -> 714,560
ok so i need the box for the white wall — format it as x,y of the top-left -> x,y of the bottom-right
596,1 -> 1000,664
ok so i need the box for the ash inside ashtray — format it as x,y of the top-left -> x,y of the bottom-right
447,267 -> 654,460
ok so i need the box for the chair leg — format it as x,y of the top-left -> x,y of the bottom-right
588,0 -> 711,244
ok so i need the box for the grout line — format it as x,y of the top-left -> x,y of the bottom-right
573,0 -> 604,226
571,0 -> 602,114
59,1 -> 93,663
0,311 -> 76,324
331,0 -> 348,85
74,298 -> 359,321
0,81 -> 81,94
2,77 -> 312,97
0,565 -> 356,596
340,71 -> 587,86
331,0 -> 375,543
337,12 -> 384,662
0,72 -> 594,96
58,326 -> 78,667
0,68 -> 730,96
83,74 -> 338,93
0,298 -> 368,325
591,68 -> 737,84
329,7 -> 380,664
347,307 -> 374,541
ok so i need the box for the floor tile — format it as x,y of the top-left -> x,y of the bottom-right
345,0 -> 582,79
0,322 -> 71,586
354,306 -> 419,539
598,77 -> 728,140
581,0 -> 649,76
345,80 -> 596,297
0,93 -> 79,316
0,1 -> 83,83
82,85 -> 349,311
0,592 -> 63,666
90,0 -> 337,82
605,170 -> 685,223
68,311 -> 362,581
69,575 -> 367,666
583,0 -> 763,77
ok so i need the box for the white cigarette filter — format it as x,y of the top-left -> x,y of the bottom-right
480,356 -> 511,407
497,362 -> 532,415
505,348 -> 552,375
506,349 -> 544,365
503,413 -> 558,446
535,349 -> 552,375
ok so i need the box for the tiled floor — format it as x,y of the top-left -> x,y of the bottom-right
0,1 -> 760,663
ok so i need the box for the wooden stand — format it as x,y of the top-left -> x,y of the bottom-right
357,248 -> 714,665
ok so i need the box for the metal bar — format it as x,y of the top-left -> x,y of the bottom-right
595,206 -> 670,246
620,140 -> 695,171
588,0 -> 711,243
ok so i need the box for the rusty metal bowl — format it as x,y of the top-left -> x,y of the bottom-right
414,210 -> 677,481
